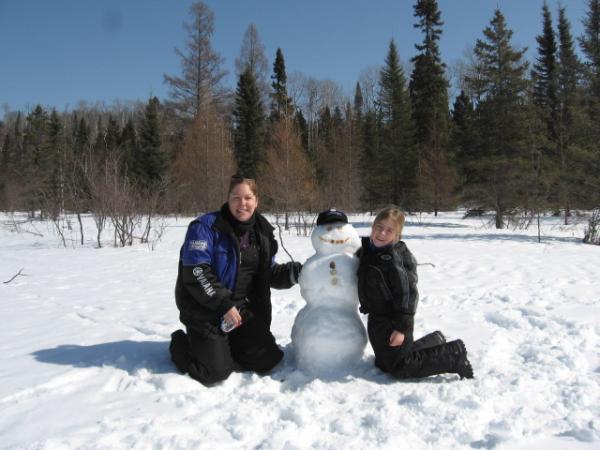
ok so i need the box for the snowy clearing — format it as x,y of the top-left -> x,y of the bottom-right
0,211 -> 598,450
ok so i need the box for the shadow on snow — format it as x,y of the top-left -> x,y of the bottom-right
32,340 -> 470,386
31,340 -> 174,375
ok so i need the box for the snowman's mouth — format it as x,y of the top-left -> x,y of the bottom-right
319,236 -> 349,245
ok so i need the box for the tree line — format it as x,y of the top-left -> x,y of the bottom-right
1,0 -> 600,243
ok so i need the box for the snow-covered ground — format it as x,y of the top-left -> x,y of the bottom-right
0,211 -> 598,450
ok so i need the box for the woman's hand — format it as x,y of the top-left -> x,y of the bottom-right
223,306 -> 242,328
389,330 -> 405,347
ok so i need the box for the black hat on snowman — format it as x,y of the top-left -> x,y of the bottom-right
316,208 -> 348,226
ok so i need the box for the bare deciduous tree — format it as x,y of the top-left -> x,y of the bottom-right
85,152 -> 114,248
164,1 -> 227,119
358,66 -> 380,112
171,105 -> 236,213
260,116 -> 316,227
235,23 -> 270,103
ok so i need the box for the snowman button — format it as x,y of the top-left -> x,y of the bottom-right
329,260 -> 337,275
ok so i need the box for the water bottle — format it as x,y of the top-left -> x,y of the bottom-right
220,317 -> 238,333
220,303 -> 254,333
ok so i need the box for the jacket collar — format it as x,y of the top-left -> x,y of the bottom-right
213,203 -> 273,236
214,205 -> 235,235
361,236 -> 404,253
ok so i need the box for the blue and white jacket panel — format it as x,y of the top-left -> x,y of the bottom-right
175,210 -> 294,326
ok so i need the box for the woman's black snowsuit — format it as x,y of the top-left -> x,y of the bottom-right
357,237 -> 473,379
169,206 -> 298,385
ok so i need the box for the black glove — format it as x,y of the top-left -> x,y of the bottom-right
291,261 -> 303,284
238,302 -> 255,323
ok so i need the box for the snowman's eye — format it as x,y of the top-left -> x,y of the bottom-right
326,225 -> 332,231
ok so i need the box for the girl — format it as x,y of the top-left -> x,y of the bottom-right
356,206 -> 473,379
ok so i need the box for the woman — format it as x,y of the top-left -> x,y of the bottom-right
170,175 -> 301,385
356,206 -> 474,380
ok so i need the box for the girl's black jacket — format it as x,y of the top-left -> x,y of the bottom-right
356,237 -> 419,334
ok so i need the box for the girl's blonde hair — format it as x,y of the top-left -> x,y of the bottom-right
373,206 -> 406,240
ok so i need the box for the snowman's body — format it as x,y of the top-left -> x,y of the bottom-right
291,221 -> 367,376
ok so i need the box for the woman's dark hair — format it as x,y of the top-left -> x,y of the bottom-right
228,174 -> 258,197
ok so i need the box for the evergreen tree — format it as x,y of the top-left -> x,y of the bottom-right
138,97 -> 165,189
0,115 -> 24,210
1,115 -> 19,177
410,0 -> 447,143
22,105 -> 50,215
1,129 -> 10,176
24,106 -> 49,168
315,105 -> 333,184
352,82 -> 366,208
555,6 -> 588,220
270,48 -> 293,121
378,40 -> 416,208
579,0 -> 600,127
360,108 -> 382,210
13,112 -> 24,173
0,121 -> 8,208
312,103 -> 356,210
69,115 -> 92,216
529,3 -> 559,221
119,118 -> 138,179
93,116 -> 121,161
0,120 -> 4,153
532,3 -> 559,137
409,0 -> 453,214
105,116 -> 121,155
93,118 -> 103,157
580,0 -> 600,64
233,68 -> 265,178
354,82 -> 364,120
295,109 -> 309,152
330,106 -> 344,206
579,0 -> 600,212
464,9 -> 530,228
450,90 -> 477,189
558,7 -> 582,127
73,116 -> 90,157
46,109 -> 64,215
164,1 -> 227,119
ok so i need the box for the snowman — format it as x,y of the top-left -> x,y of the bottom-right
291,209 -> 367,377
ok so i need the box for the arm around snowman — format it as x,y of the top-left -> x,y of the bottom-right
265,231 -> 303,289
270,260 -> 303,288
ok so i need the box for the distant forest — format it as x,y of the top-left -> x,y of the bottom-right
1,0 -> 600,242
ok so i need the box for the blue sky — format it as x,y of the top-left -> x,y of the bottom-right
0,0 -> 589,118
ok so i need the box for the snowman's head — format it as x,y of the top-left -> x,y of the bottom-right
311,209 -> 360,255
